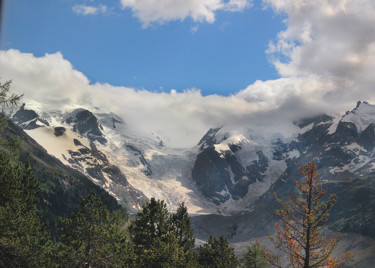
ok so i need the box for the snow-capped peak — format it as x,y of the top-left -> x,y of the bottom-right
341,101 -> 375,133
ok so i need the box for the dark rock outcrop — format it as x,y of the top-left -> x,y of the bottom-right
66,109 -> 107,144
54,127 -> 66,137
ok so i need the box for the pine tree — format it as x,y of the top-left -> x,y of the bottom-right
197,235 -> 238,268
0,154 -> 53,267
0,79 -> 53,266
58,191 -> 130,267
171,202 -> 195,251
0,80 -> 22,150
263,162 -> 353,268
129,197 -> 186,267
240,242 -> 268,268
170,202 -> 197,266
129,198 -> 171,252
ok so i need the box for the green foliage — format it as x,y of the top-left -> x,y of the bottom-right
57,191 -> 131,267
0,117 -> 123,237
136,235 -> 185,268
171,202 -> 197,267
0,80 -> 22,108
129,198 -> 197,267
240,242 -> 268,268
0,152 -> 53,267
171,202 -> 195,254
0,80 -> 22,152
129,198 -> 171,252
197,235 -> 238,268
326,175 -> 375,238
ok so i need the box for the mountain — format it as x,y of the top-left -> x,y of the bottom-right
9,101 -> 375,217
10,104 -> 148,213
8,101 -> 217,214
0,119 -> 123,234
7,100 -> 375,264
192,101 -> 375,235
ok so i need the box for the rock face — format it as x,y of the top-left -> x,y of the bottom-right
12,103 -> 49,130
66,140 -> 148,212
54,127 -> 66,137
125,145 -> 152,176
192,128 -> 272,205
197,127 -> 222,150
358,123 -> 375,150
66,109 -> 107,144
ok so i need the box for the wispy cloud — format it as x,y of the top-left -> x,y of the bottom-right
73,4 -> 107,16
191,25 -> 199,34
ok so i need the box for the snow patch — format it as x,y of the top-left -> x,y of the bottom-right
25,126 -> 89,164
342,102 -> 375,133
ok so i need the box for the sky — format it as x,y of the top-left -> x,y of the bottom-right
1,0 -> 375,147
1,0 -> 284,95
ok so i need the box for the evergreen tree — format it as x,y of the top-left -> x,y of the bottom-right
0,153 -> 53,267
129,197 -> 186,267
0,80 -> 22,151
58,191 -> 131,267
171,202 -> 195,252
197,235 -> 238,268
129,198 -> 171,251
262,162 -> 353,268
240,242 -> 268,268
170,202 -> 197,266
0,80 -> 22,108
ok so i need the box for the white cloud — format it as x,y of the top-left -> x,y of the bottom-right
120,0 -> 252,26
73,4 -> 107,15
0,50 -> 260,147
263,0 -> 375,105
191,25 -> 199,33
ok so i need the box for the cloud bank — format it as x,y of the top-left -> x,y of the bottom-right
263,0 -> 375,108
0,50 -> 261,147
1,0 -> 375,147
120,0 -> 252,26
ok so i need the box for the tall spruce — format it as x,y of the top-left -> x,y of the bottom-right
197,235 -> 238,268
0,154 -> 53,267
129,198 -> 171,252
170,202 -> 197,266
0,80 -> 22,150
171,202 -> 195,254
129,198 -> 186,267
0,80 -> 53,267
240,242 -> 268,268
58,191 -> 130,267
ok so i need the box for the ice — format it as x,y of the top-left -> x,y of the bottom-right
342,102 -> 375,133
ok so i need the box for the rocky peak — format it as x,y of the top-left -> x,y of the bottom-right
294,114 -> 333,129
12,103 -> 49,130
198,127 -> 222,150
341,101 -> 375,133
66,109 -> 107,145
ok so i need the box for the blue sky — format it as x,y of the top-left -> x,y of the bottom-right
2,0 -> 285,95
